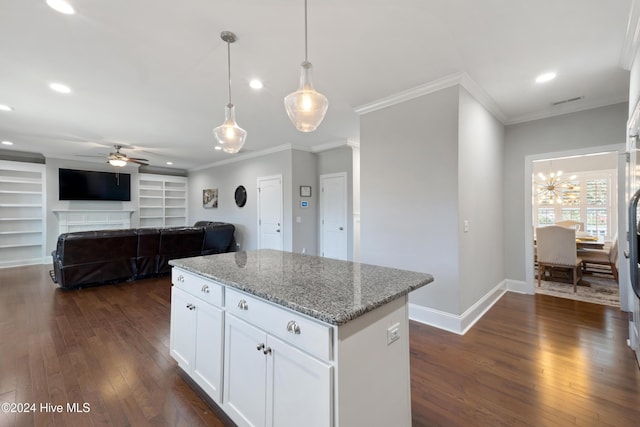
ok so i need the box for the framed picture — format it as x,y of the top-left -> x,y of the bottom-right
203,188 -> 218,208
300,185 -> 312,197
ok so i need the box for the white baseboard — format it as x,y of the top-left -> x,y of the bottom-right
409,281 -> 508,335
505,279 -> 530,294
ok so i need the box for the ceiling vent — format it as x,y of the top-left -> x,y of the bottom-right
551,96 -> 583,106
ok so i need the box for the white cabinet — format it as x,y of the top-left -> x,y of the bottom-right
170,272 -> 223,403
138,173 -> 187,228
223,289 -> 333,427
0,160 -> 45,267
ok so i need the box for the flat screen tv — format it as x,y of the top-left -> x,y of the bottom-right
59,168 -> 131,201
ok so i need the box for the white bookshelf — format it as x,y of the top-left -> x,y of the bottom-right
0,160 -> 45,267
139,173 -> 188,228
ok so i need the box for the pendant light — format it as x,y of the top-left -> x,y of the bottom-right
284,0 -> 328,132
213,31 -> 247,153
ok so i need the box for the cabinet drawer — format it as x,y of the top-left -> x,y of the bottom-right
172,268 -> 223,308
226,288 -> 332,361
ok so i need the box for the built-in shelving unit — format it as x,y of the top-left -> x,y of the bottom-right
139,173 -> 188,228
0,160 -> 45,267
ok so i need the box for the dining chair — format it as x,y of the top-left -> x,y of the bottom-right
536,225 -> 582,292
554,220 -> 585,231
580,234 -> 618,281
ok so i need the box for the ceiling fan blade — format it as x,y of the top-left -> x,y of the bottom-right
128,159 -> 149,165
128,157 -> 149,162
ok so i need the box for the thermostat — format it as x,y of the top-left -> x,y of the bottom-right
300,201 -> 309,208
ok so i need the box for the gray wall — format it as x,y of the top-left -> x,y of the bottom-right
188,150 -> 293,251
360,86 -> 462,314
458,88 -> 505,311
316,146 -> 354,259
292,149 -> 318,255
503,102 -> 628,281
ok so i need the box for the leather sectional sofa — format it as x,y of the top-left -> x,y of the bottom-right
52,222 -> 236,289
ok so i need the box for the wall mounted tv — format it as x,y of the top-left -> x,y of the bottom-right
59,168 -> 131,201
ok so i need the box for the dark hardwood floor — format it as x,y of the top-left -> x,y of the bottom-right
0,265 -> 639,426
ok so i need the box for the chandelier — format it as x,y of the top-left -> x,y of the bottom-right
536,170 -> 578,205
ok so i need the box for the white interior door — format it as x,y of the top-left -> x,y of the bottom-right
320,172 -> 348,260
258,175 -> 283,250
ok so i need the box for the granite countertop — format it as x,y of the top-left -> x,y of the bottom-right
169,249 -> 434,326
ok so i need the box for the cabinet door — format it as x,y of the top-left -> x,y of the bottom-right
267,335 -> 333,427
170,287 -> 195,370
223,315 -> 268,427
192,300 -> 223,403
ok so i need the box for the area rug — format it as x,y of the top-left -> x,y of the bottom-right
535,270 -> 619,307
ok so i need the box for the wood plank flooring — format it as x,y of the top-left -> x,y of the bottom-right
0,265 -> 639,426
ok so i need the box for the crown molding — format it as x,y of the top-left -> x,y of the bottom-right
620,0 -> 640,70
189,143 -> 296,171
354,72 -> 506,124
505,95 -> 629,126
189,139 -> 361,172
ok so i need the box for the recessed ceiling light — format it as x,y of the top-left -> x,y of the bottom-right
166,161 -> 173,165
0,104 -> 13,111
214,146 -> 222,151
46,0 -> 75,15
1,141 -> 14,145
535,72 -> 556,83
49,82 -> 71,93
249,79 -> 263,89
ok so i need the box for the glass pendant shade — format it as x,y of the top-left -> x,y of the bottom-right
284,61 -> 328,132
213,103 -> 247,154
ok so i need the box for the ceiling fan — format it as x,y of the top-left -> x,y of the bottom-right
108,144 -> 148,167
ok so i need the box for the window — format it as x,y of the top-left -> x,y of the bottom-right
533,170 -> 615,239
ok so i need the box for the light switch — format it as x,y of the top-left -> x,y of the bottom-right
463,220 -> 469,233
296,216 -> 302,223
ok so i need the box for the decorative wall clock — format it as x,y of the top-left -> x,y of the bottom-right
234,185 -> 247,207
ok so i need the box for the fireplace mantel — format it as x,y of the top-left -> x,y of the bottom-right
53,210 -> 135,234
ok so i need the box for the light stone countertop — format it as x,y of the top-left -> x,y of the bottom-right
169,249 -> 434,326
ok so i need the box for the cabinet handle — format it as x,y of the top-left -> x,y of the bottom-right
287,320 -> 301,335
263,347 -> 272,355
186,303 -> 195,311
177,275 -> 185,283
257,343 -> 265,351
238,299 -> 248,310
201,285 -> 210,294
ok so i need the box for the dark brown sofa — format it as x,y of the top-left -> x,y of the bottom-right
52,222 -> 236,289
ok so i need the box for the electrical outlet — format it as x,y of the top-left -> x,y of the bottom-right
387,323 -> 400,345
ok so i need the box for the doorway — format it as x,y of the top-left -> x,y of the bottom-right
320,172 -> 348,260
525,146 -> 627,307
257,175 -> 283,250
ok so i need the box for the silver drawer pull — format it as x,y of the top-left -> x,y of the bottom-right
177,275 -> 185,283
238,299 -> 248,310
287,320 -> 301,335
201,285 -> 210,294
186,303 -> 195,311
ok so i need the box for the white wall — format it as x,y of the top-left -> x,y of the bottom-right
188,150 -> 292,252
503,102 -> 628,282
45,158 -> 139,254
458,88 -> 505,312
360,86 -> 462,314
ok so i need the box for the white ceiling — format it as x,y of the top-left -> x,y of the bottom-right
0,0 -> 633,170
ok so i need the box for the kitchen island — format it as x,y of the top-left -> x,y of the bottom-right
169,249 -> 433,427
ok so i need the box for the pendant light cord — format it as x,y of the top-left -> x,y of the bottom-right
304,0 -> 308,63
226,40 -> 232,106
